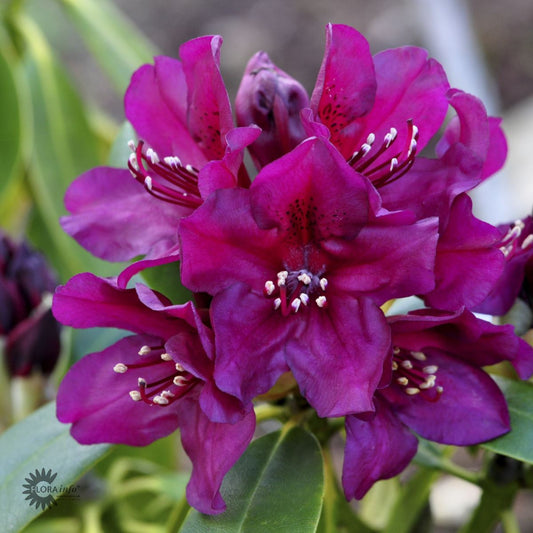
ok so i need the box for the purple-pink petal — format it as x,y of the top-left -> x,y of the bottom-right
342,399 -> 418,500
61,167 -> 182,262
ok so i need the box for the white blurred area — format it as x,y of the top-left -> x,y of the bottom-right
413,0 -> 533,225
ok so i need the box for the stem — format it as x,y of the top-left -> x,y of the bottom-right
254,403 -> 288,423
437,458 -> 482,486
501,510 -> 521,533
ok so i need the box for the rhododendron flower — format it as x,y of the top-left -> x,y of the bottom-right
236,25 -> 507,310
179,137 -> 438,417
53,273 -> 255,515
0,232 -> 61,377
342,308 -> 533,499
61,35 -> 259,279
475,215 -> 533,315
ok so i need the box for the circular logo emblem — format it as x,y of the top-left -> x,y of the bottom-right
22,468 -> 58,511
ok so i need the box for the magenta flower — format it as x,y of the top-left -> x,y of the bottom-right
475,215 -> 533,315
342,308 -> 533,500
0,232 -> 61,377
60,35 -> 259,277
179,137 -> 438,417
53,273 -> 255,515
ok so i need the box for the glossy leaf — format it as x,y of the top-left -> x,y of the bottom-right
57,0 -> 157,94
482,375 -> 533,464
0,402 -> 109,533
18,14 -> 118,280
179,426 -> 324,532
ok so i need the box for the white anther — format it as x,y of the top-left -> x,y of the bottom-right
366,133 -> 376,145
351,150 -> 359,159
385,127 -> 398,147
153,395 -> 169,405
397,377 -> 409,386
175,363 -> 185,372
291,298 -> 302,313
173,375 -> 188,386
160,352 -> 172,361
410,351 -> 427,361
436,386 -> 444,393
277,271 -> 288,286
273,298 -> 282,310
401,360 -> 413,369
144,176 -> 153,191
300,293 -> 310,306
161,390 -> 175,399
164,155 -> 182,167
408,139 -> 417,155
361,143 -> 372,155
514,219 -> 525,229
423,365 -> 438,375
392,361 -> 399,371
146,148 -> 159,164
315,295 -> 327,308
129,390 -> 142,401
264,280 -> 276,295
522,234 -> 533,249
128,140 -> 136,151
138,345 -> 151,356
393,346 -> 401,355
420,375 -> 437,389
412,124 -> 419,138
113,363 -> 128,374
297,272 -> 312,285
389,157 -> 398,171
186,164 -> 195,173
128,153 -> 139,170
138,377 -> 147,386
405,387 -> 420,395
319,277 -> 328,291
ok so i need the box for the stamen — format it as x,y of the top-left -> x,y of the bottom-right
129,391 -> 142,401
411,351 -> 426,361
315,295 -> 328,308
405,387 -> 420,395
153,395 -> 169,405
397,377 -> 409,386
401,360 -> 413,369
113,363 -> 128,374
138,345 -> 152,356
173,375 -> 188,386
423,365 -> 438,375
175,363 -> 185,372
297,273 -> 312,285
522,234 -> 533,249
300,293 -> 310,306
160,353 -> 172,361
291,298 -> 302,313
264,280 -> 276,295
144,176 -> 153,191
273,298 -> 282,310
319,277 -> 328,291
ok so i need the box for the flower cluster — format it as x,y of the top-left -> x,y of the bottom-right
53,24 -> 533,514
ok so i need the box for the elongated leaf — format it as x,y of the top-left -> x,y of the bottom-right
57,0 -> 156,93
482,376 -> 533,464
0,41 -> 24,209
179,427 -> 324,533
18,14 -> 119,280
0,402 -> 109,533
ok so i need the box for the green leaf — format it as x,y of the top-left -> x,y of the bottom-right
179,426 -> 324,533
141,262 -> 193,305
18,14 -> 120,280
57,0 -> 157,93
482,376 -> 533,464
0,41 -> 24,209
0,402 -> 109,533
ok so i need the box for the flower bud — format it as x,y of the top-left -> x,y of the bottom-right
0,232 -> 61,377
236,51 -> 309,169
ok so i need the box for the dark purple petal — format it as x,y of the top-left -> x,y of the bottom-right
250,137 -> 372,238
53,273 -> 186,339
125,60 -> 206,165
310,24 -> 376,157
389,308 -> 533,380
360,46 -> 449,157
6,309 -> 61,377
342,399 -> 418,500
57,336 -> 181,445
383,350 -> 510,445
61,167 -> 182,262
424,194 -> 505,310
178,399 -> 255,514
179,188 -> 281,295
179,35 -> 234,160
211,283 -> 292,404
287,296 -> 389,417
236,51 -> 309,168
329,215 -> 438,304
